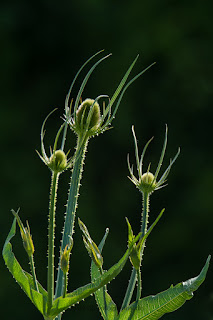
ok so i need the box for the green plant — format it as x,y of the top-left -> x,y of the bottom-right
3,51 -> 210,320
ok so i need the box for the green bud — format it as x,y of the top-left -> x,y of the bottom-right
129,246 -> 141,271
78,218 -> 103,270
139,172 -> 156,193
12,210 -> 34,257
21,221 -> 35,257
141,172 -> 155,184
60,239 -> 73,274
75,99 -> 101,135
126,218 -> 141,270
49,150 -> 67,173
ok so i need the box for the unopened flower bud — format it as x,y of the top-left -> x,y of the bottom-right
139,172 -> 156,193
60,239 -> 73,274
12,210 -> 35,258
78,218 -> 103,270
75,99 -> 101,134
49,150 -> 67,173
22,221 -> 35,257
126,217 -> 142,270
130,248 -> 140,270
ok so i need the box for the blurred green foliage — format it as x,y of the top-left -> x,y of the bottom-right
0,0 -> 212,319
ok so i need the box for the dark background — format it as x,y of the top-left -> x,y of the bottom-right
0,0 -> 212,319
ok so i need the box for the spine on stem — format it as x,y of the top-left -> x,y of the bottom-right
55,136 -> 89,300
121,192 -> 150,310
29,254 -> 39,292
47,171 -> 60,312
140,192 -> 150,253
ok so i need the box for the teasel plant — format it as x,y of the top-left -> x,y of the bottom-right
3,51 -> 155,320
2,51 -> 210,320
121,125 -> 180,309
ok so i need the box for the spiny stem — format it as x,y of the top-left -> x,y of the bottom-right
47,171 -> 59,312
29,254 -> 39,292
136,269 -> 142,302
141,192 -> 150,238
63,273 -> 68,298
121,192 -> 150,310
55,136 -> 89,306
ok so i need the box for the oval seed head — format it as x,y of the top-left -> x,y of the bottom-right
142,172 -> 155,184
75,99 -> 101,134
139,172 -> 156,193
49,150 -> 67,173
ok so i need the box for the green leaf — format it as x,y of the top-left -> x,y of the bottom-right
91,228 -> 118,320
2,218 -> 48,316
49,233 -> 141,318
118,255 -> 211,320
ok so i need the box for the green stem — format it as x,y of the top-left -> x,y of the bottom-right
121,192 -> 150,310
55,136 -> 89,306
100,267 -> 108,318
47,171 -> 59,312
136,269 -> 142,302
29,254 -> 39,292
63,272 -> 68,298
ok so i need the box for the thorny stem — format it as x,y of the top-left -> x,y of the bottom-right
121,192 -> 150,310
55,135 -> 89,319
47,171 -> 60,312
63,272 -> 68,298
136,269 -> 142,302
29,254 -> 39,292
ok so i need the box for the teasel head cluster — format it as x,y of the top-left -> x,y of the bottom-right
127,125 -> 180,196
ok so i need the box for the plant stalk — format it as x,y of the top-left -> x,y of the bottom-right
47,171 -> 59,312
121,192 -> 150,310
29,254 -> 39,292
63,272 -> 68,298
136,269 -> 142,302
55,135 -> 89,318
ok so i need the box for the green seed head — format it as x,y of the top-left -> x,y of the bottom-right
139,172 -> 156,193
49,150 -> 67,173
75,99 -> 101,135
141,172 -> 155,184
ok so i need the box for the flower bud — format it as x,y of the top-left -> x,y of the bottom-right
60,239 -> 73,274
139,172 -> 156,193
141,172 -> 155,184
126,218 -> 142,270
75,99 -> 101,134
49,150 -> 67,173
21,221 -> 35,257
78,218 -> 103,270
12,209 -> 35,258
129,246 -> 141,271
